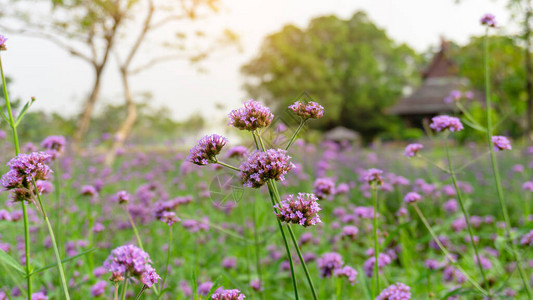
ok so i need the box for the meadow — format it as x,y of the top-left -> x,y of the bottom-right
1,13 -> 533,300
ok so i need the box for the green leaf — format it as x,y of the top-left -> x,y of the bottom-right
26,248 -> 96,277
14,98 -> 36,127
0,248 -> 26,276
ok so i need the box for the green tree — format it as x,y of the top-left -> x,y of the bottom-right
241,11 -> 421,141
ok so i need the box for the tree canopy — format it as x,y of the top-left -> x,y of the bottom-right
241,11 -> 421,141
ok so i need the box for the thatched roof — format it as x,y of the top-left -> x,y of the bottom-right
324,126 -> 360,142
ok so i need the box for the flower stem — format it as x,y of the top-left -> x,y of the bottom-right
121,275 -> 129,300
32,179 -> 71,300
285,120 -> 306,151
483,29 -> 533,299
372,186 -> 380,298
444,137 -> 488,293
159,226 -> 172,293
1,54 -> 32,296
124,205 -> 145,251
135,285 -> 148,300
215,160 -> 241,172
252,198 -> 265,300
412,203 -> 488,296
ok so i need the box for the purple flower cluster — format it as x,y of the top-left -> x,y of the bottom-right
333,266 -> 358,285
403,192 -> 421,204
313,177 -> 336,200
429,115 -> 464,132
103,244 -> 160,288
228,99 -> 273,131
225,146 -> 249,159
274,193 -> 321,227
365,168 -> 384,186
317,252 -> 344,278
41,135 -> 66,159
376,282 -> 412,300
188,134 -> 228,165
491,136 -> 512,151
211,289 -> 246,300
0,35 -> 6,51
521,230 -> 533,246
112,190 -> 132,204
239,149 -> 294,188
288,101 -> 324,120
1,152 -> 52,202
363,253 -> 392,277
481,13 -> 497,27
403,143 -> 423,158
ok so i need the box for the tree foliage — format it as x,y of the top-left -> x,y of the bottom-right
241,11 -> 421,140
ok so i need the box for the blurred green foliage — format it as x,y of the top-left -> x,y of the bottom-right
241,11 -> 422,142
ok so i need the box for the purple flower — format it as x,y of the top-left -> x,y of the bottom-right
365,168 -> 383,186
340,225 -> 359,240
424,259 -> 441,270
521,230 -> 533,246
228,99 -> 273,131
81,185 -> 98,197
473,255 -> 492,270
274,193 -> 322,227
481,13 -> 497,27
403,192 -> 421,204
41,135 -> 66,159
222,257 -> 237,269
317,252 -> 343,278
239,149 -> 294,188
523,182 -> 533,192
31,292 -> 48,300
225,146 -> 249,159
404,143 -> 423,158
491,136 -> 512,151
250,279 -> 263,291
313,177 -> 336,200
211,289 -> 246,300
288,101 -> 324,120
90,280 -> 108,297
363,253 -> 392,277
1,152 -> 52,202
112,190 -> 132,204
0,35 -> 6,51
334,266 -> 358,285
429,115 -> 464,132
103,244 -> 159,288
376,282 -> 411,300
188,134 -> 228,165
197,282 -> 214,296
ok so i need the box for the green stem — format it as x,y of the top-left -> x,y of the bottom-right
483,29 -> 533,299
1,54 -> 31,296
252,198 -> 265,300
159,226 -> 172,293
135,285 -> 147,300
124,205 -> 145,250
215,160 -> 241,172
372,187 -> 380,297
412,203 -> 488,296
121,275 -> 129,300
285,120 -> 306,151
33,179 -> 71,299
444,137 -> 488,293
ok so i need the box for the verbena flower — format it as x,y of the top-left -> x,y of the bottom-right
363,253 -> 392,277
103,244 -> 159,288
429,115 -> 464,132
90,281 -> 107,297
313,177 -> 336,200
376,282 -> 411,300
491,136 -> 512,151
211,289 -> 246,300
228,99 -> 273,131
404,143 -> 423,158
112,190 -> 132,204
239,149 -> 294,188
521,230 -> 533,246
444,90 -> 462,103
334,266 -> 358,285
250,279 -> 263,291
0,35 -> 6,51
481,13 -> 497,27
365,168 -> 383,186
225,146 -> 249,159
187,134 -> 228,165
403,192 -> 421,204
41,135 -> 66,159
274,193 -> 321,227
1,152 -> 52,202
31,292 -> 48,300
288,101 -> 324,120
317,252 -> 343,278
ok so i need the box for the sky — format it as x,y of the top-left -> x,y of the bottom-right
1,0 -> 513,124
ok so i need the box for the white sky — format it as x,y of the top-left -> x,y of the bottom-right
0,0 -> 512,123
